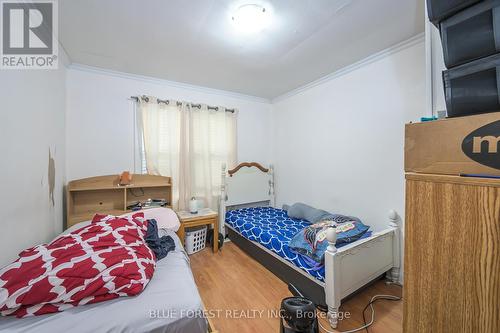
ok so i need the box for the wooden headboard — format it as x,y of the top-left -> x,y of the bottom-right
228,162 -> 269,176
223,162 -> 274,207
66,174 -> 172,228
219,162 -> 274,235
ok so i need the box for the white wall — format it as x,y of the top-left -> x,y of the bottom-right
67,40 -> 426,233
272,41 -> 426,235
1,34 -> 425,275
0,52 -> 68,266
66,67 -> 273,181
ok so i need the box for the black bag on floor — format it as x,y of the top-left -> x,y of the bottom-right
207,229 -> 224,250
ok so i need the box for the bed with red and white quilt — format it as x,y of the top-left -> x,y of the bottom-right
0,212 -> 207,333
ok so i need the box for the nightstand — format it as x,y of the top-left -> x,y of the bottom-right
176,208 -> 219,253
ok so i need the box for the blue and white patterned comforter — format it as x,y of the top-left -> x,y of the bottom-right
225,206 -> 372,282
225,207 -> 326,281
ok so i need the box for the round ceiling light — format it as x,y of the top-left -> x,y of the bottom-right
231,4 -> 270,34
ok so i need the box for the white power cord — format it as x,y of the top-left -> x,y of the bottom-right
318,294 -> 401,333
385,281 -> 403,287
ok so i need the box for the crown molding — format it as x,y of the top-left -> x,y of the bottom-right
68,63 -> 271,104
68,33 -> 424,105
57,41 -> 71,68
271,33 -> 425,103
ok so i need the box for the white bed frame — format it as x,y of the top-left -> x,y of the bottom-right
218,162 -> 401,329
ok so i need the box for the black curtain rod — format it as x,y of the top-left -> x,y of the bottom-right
130,96 -> 235,113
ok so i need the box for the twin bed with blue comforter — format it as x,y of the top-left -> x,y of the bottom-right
221,162 -> 401,329
225,206 -> 372,282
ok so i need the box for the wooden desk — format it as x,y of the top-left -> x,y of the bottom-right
177,209 -> 219,253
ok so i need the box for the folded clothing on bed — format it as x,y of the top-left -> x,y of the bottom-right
288,216 -> 370,264
0,213 -> 156,318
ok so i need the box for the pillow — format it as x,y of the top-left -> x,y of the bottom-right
121,207 -> 180,231
284,202 -> 334,224
288,217 -> 370,263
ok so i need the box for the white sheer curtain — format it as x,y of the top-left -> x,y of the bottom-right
137,96 -> 237,211
188,104 -> 237,210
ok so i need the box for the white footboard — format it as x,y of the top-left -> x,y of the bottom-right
324,210 -> 401,328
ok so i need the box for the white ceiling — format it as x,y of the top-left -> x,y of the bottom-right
59,0 -> 424,100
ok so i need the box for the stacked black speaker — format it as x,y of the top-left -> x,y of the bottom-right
428,0 -> 500,117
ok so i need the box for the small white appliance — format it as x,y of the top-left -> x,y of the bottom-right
189,197 -> 198,214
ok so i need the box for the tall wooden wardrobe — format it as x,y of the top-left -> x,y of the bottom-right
403,113 -> 500,333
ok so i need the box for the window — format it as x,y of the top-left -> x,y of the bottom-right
136,97 -> 237,211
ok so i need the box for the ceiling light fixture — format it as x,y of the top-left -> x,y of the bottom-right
231,4 -> 270,34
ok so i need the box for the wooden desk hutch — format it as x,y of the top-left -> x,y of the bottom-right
66,174 -> 172,228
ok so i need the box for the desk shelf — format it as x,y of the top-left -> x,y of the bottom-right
66,174 -> 172,228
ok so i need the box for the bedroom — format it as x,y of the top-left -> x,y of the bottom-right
0,0 -> 499,332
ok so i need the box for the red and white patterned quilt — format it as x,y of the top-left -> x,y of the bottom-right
0,213 -> 156,318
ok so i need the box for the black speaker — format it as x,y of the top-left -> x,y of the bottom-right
279,297 -> 318,333
443,53 -> 500,117
440,0 -> 500,68
427,0 -> 480,27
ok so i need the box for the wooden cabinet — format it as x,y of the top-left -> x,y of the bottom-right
403,173 -> 500,333
66,174 -> 172,228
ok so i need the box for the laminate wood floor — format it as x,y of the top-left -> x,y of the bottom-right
190,242 -> 403,333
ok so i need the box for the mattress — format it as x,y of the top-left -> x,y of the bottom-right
225,207 -> 371,282
0,226 -> 207,333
